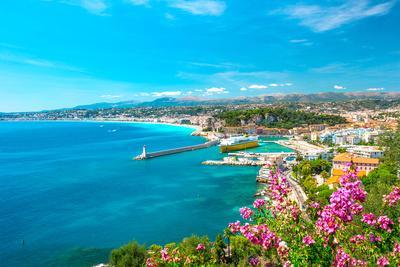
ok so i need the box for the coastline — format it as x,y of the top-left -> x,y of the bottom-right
1,118 -> 202,132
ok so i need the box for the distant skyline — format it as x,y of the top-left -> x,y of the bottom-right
0,0 -> 400,112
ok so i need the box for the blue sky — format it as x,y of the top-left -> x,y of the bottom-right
0,0 -> 399,111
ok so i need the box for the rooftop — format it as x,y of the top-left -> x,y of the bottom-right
333,153 -> 379,164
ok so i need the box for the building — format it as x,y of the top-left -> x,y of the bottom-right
334,135 -> 346,145
347,135 -> 361,145
345,146 -> 384,159
332,153 -> 379,175
309,124 -> 326,132
311,131 -> 320,141
326,153 -> 379,187
326,169 -> 367,186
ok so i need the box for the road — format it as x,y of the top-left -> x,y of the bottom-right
284,171 -> 308,211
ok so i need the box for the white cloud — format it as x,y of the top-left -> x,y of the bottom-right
366,87 -> 385,91
0,52 -> 82,72
276,0 -> 395,32
169,0 -> 226,16
205,87 -> 228,95
127,0 -> 149,6
247,83 -> 292,88
194,89 -> 203,92
151,91 -> 182,97
240,87 -> 247,91
138,92 -> 150,96
334,85 -> 346,90
100,94 -> 122,99
289,39 -> 313,46
165,12 -> 175,20
249,84 -> 268,89
60,0 -> 109,15
289,39 -> 308,43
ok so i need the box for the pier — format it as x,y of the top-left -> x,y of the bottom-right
134,140 -> 219,160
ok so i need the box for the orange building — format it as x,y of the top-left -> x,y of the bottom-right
327,153 -> 379,186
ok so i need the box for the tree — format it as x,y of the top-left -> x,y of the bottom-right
213,234 -> 226,263
379,120 -> 400,171
230,236 -> 261,265
110,242 -> 147,267
321,170 -> 329,179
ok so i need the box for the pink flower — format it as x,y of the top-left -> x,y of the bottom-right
383,186 -> 400,207
361,213 -> 377,226
334,247 -> 367,267
146,258 -> 157,267
228,221 -> 241,233
161,248 -> 170,262
277,241 -> 290,259
249,257 -> 259,266
309,202 -> 320,209
302,235 -> 315,246
316,206 -> 340,234
369,233 -> 382,243
239,207 -> 253,220
316,171 -> 367,235
253,198 -> 266,209
393,241 -> 400,255
377,256 -> 389,266
334,247 -> 351,266
349,235 -> 366,244
377,216 -> 394,232
196,243 -> 205,251
238,223 -> 280,250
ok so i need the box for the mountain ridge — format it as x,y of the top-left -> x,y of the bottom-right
71,92 -> 400,110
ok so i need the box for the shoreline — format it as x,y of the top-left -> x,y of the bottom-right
0,119 -> 202,132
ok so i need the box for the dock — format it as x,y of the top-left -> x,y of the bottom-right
202,159 -> 267,166
134,140 -> 219,160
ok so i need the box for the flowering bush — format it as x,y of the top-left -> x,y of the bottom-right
226,169 -> 400,266
141,168 -> 399,266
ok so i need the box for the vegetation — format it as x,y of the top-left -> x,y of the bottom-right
218,107 -> 346,129
292,159 -> 333,205
362,120 -> 400,215
137,168 -> 400,266
379,122 -> 400,172
110,242 -> 148,267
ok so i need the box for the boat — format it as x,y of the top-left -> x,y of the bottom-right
219,135 -> 259,153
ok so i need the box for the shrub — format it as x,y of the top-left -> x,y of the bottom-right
110,242 -> 147,267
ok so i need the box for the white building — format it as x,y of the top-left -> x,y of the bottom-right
345,146 -> 384,158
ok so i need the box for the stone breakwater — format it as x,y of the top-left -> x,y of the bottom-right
135,140 -> 219,160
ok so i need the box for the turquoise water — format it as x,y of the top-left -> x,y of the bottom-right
0,121 -> 290,267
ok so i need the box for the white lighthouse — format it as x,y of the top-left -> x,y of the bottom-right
141,145 -> 147,159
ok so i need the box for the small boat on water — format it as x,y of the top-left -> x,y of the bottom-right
219,135 -> 259,153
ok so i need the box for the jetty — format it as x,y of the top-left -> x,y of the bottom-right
134,140 -> 219,160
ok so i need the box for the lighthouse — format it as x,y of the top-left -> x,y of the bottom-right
141,145 -> 147,159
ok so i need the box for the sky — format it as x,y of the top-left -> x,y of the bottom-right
0,0 -> 400,111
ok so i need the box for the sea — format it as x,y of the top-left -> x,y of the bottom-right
0,121 -> 293,267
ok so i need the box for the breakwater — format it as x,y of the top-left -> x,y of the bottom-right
135,140 -> 219,160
